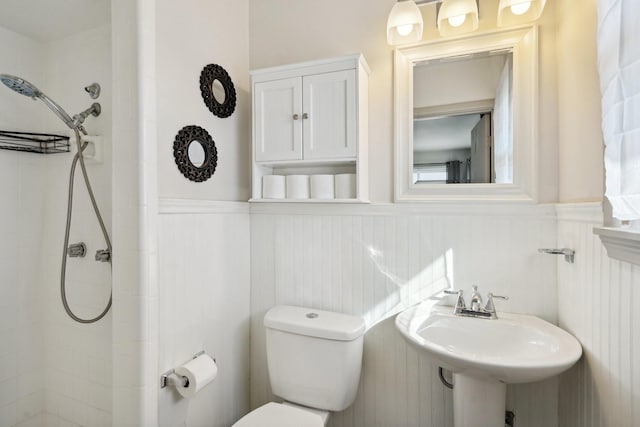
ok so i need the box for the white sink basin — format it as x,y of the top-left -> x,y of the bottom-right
397,304 -> 582,383
396,302 -> 583,427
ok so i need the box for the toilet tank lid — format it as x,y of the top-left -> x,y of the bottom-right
264,305 -> 365,341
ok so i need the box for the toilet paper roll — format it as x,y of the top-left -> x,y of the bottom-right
334,174 -> 356,199
262,175 -> 285,199
310,174 -> 335,199
174,354 -> 218,398
286,175 -> 310,199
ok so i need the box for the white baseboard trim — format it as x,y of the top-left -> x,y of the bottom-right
249,201 -> 557,218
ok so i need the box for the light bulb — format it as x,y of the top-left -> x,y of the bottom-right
448,14 -> 466,27
510,1 -> 531,15
396,24 -> 414,36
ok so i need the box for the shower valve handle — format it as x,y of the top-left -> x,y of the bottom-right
95,249 -> 111,263
67,242 -> 87,258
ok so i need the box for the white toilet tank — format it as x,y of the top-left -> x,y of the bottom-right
264,305 -> 366,412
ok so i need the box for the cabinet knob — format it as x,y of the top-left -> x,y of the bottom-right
293,114 -> 300,120
302,113 -> 309,120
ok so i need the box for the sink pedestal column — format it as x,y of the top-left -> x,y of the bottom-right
453,373 -> 506,427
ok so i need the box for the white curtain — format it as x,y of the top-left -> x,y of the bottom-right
598,0 -> 640,220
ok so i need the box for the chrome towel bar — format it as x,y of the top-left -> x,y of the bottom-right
538,248 -> 575,264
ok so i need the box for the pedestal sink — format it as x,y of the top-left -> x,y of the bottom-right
395,302 -> 582,427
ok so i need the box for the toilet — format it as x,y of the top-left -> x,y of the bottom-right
233,305 -> 366,427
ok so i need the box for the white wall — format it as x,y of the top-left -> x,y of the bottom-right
0,26 -> 48,132
158,203 -> 250,427
0,27 -> 48,427
110,0 -> 158,424
0,22 -> 112,427
556,0 -> 603,203
413,55 -> 507,108
41,25 -> 113,427
156,0 -> 251,201
154,1 -> 252,426
249,0 -> 558,203
553,2 -> 639,425
556,204 -> 640,427
247,1 -> 565,426
250,203 -> 559,427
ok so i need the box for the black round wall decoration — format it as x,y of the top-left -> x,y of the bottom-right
200,64 -> 236,118
173,125 -> 218,183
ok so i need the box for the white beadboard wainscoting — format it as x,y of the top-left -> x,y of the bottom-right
157,200 -> 251,427
557,203 -> 640,427
250,202 -> 559,427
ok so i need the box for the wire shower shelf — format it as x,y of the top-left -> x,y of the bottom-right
0,130 -> 70,154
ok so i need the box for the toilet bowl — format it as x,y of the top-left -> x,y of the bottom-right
233,402 -> 328,427
232,305 -> 365,426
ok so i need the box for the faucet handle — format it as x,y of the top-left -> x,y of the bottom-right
444,289 -> 466,312
484,292 -> 509,317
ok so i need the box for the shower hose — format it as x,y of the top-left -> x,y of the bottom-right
60,128 -> 112,323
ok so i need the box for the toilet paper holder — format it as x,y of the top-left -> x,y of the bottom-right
160,350 -> 214,389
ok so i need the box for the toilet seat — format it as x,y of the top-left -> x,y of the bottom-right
233,402 -> 324,427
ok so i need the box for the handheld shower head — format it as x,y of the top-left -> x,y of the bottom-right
0,74 -> 40,98
0,73 -> 99,134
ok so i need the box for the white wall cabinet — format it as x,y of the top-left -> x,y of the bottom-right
250,54 -> 369,202
254,69 -> 356,162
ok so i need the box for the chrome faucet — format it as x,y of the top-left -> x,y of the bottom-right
469,285 -> 483,311
444,286 -> 508,319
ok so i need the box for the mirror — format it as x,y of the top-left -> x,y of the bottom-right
394,26 -> 538,201
188,140 -> 206,167
173,125 -> 218,183
200,63 -> 237,118
211,79 -> 226,104
413,51 -> 512,184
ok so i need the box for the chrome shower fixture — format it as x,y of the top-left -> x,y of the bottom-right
1,73 -> 112,324
84,82 -> 101,99
0,74 -> 100,135
72,102 -> 101,132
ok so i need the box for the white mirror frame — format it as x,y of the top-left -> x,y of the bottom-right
394,26 -> 538,202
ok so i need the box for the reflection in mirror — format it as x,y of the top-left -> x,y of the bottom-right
188,140 -> 206,167
412,51 -> 512,185
211,79 -> 226,104
394,26 -> 538,201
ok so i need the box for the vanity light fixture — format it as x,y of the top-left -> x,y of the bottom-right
497,0 -> 546,26
387,0 -> 544,45
437,0 -> 479,37
387,0 -> 424,45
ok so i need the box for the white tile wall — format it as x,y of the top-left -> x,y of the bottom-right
0,25 -> 48,427
250,203 -> 559,427
158,200 -> 251,427
0,18 -> 112,427
0,153 -> 47,427
0,14 -> 111,426
40,25 -> 113,427
111,0 -> 159,424
557,203 -> 640,427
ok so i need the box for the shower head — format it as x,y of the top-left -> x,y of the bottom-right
0,73 -> 86,133
0,74 -> 40,98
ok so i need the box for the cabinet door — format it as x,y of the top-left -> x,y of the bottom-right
302,69 -> 356,160
254,77 -> 303,162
